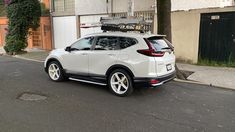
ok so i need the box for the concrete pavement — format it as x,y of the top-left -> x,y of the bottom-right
177,63 -> 235,90
0,55 -> 235,132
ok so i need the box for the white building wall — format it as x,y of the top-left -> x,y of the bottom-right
112,0 -> 234,13
172,0 -> 221,11
75,0 -> 111,15
219,0 -> 234,7
53,16 -> 78,49
80,15 -> 108,37
113,0 -> 154,13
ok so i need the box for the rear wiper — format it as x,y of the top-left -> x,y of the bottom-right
161,47 -> 171,50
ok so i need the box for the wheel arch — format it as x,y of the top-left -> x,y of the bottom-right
45,58 -> 63,73
106,64 -> 135,78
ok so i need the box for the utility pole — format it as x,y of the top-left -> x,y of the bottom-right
127,0 -> 134,17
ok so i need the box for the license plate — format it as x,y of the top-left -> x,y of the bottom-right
166,64 -> 172,71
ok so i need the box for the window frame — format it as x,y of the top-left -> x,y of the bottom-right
70,36 -> 95,51
92,35 -> 138,51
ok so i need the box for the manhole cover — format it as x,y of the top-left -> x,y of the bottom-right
18,92 -> 47,101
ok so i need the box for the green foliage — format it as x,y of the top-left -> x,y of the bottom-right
41,3 -> 49,16
0,1 -> 6,17
4,0 -> 41,54
198,57 -> 235,68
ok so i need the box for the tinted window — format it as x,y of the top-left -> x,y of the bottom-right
147,37 -> 173,51
71,37 -> 94,50
119,37 -> 137,49
95,36 -> 119,50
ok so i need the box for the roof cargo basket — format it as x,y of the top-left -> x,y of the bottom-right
100,17 -> 152,33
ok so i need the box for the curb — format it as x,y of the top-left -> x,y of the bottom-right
174,78 -> 235,91
14,55 -> 44,63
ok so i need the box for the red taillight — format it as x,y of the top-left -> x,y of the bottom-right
137,49 -> 165,57
137,38 -> 165,57
150,79 -> 159,84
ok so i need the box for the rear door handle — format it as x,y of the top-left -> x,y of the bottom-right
108,54 -> 115,56
81,53 -> 88,55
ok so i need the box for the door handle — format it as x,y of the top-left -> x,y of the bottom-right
81,53 -> 88,55
108,54 -> 115,56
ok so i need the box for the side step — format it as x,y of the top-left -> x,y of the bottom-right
69,78 -> 107,86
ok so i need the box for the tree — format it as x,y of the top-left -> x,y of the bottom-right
157,0 -> 186,79
157,0 -> 172,42
4,0 -> 41,54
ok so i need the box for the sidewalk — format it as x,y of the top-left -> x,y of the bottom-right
15,49 -> 49,62
0,47 -> 49,62
177,63 -> 235,90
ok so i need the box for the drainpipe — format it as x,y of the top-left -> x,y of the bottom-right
50,0 -> 55,49
111,0 -> 113,15
127,0 -> 134,17
106,0 -> 109,14
154,0 -> 157,14
153,0 -> 157,34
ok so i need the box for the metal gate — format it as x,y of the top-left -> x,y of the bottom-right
199,12 -> 235,63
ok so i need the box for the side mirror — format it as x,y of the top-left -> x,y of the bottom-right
65,46 -> 71,52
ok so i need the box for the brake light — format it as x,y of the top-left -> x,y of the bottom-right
150,79 -> 159,84
137,39 -> 165,57
137,49 -> 165,57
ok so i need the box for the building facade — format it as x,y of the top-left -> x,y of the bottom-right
51,0 -> 235,63
0,0 -> 52,50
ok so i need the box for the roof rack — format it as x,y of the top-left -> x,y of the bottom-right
100,17 -> 152,33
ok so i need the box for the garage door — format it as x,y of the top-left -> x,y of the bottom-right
53,16 -> 78,49
199,12 -> 235,63
80,15 -> 108,37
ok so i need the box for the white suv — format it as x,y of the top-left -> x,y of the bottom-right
44,32 -> 176,96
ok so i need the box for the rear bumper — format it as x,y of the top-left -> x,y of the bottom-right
133,71 -> 176,87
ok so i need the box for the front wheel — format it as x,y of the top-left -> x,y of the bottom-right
47,61 -> 65,82
108,69 -> 134,97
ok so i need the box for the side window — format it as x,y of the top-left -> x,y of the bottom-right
95,36 -> 119,50
71,37 -> 94,50
119,37 -> 137,49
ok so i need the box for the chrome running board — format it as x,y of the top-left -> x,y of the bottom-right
69,78 -> 107,86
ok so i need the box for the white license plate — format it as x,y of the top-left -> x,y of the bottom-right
166,64 -> 172,71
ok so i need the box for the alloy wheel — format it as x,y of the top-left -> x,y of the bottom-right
48,63 -> 61,81
110,72 -> 129,94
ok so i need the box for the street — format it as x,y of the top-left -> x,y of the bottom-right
0,56 -> 234,132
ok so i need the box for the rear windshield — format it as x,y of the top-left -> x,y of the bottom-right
147,37 -> 173,51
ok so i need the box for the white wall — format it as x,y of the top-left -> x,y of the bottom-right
113,0 -> 154,13
112,0 -> 234,13
171,0 -> 221,11
220,0 -> 234,7
53,16 -> 78,49
80,15 -> 108,37
75,0 -> 111,15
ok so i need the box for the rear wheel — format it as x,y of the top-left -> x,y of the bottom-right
108,69 -> 133,97
47,61 -> 65,82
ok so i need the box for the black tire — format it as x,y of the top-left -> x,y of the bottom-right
47,61 -> 66,82
108,69 -> 134,97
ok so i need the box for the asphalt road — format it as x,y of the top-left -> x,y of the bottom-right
0,56 -> 235,132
